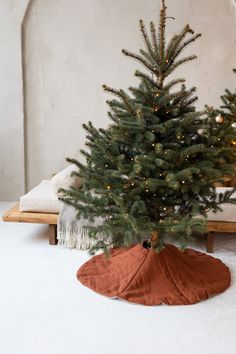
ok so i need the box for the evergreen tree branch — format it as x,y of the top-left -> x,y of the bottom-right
139,19 -> 155,59
122,48 -> 158,75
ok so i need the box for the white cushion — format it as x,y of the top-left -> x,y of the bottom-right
207,187 -> 236,222
50,164 -> 82,194
20,180 -> 62,213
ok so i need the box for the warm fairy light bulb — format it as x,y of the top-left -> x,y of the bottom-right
182,181 -> 185,184
163,207 -> 167,211
232,122 -> 236,129
145,189 -> 149,192
215,115 -> 224,124
107,185 -> 111,190
232,141 -> 236,145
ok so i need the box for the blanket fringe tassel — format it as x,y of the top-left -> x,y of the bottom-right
57,225 -> 97,250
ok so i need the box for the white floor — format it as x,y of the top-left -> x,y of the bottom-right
0,203 -> 236,354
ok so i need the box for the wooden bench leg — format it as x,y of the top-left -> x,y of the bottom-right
206,232 -> 215,253
48,224 -> 57,245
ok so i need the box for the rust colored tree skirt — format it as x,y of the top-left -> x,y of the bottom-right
77,244 -> 230,306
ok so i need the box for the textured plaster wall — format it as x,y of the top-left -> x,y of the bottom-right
0,0 -> 29,200
23,0 -> 159,190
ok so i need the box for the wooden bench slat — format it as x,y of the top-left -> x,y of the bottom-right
3,204 -> 58,225
207,221 -> 236,233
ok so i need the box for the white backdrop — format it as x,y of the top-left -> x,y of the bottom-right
0,0 -> 30,201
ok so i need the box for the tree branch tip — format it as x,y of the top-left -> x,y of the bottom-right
161,0 -> 167,9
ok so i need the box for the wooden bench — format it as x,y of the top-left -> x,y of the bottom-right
207,221 -> 236,253
2,204 -> 236,252
2,204 -> 59,245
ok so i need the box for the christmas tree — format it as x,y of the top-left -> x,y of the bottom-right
60,0 -> 236,255
206,68 -> 236,186
220,68 -> 236,121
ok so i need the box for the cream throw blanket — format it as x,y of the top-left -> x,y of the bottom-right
57,204 -> 103,250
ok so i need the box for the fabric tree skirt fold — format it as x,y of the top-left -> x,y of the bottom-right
77,243 -> 230,306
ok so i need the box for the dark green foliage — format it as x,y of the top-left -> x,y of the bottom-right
205,68 -> 236,176
60,0 -> 236,254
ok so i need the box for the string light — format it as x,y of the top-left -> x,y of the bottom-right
152,143 -> 155,147
106,185 -> 111,190
232,141 -> 236,146
145,189 -> 149,192
215,115 -> 224,124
